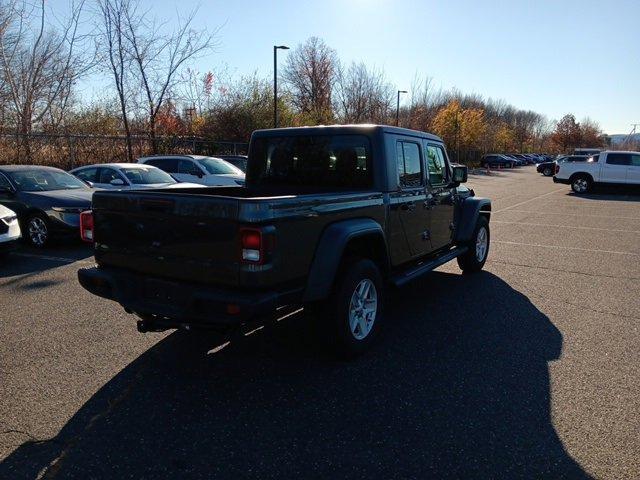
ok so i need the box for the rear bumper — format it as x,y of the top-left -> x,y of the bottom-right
553,176 -> 570,184
78,266 -> 300,327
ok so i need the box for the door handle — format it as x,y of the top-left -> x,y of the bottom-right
401,202 -> 416,211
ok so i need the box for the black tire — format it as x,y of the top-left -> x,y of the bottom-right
543,167 -> 553,176
457,216 -> 490,273
571,175 -> 592,194
320,258 -> 385,358
24,213 -> 50,248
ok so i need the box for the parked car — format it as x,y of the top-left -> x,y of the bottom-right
216,155 -> 248,172
0,205 -> 21,257
554,151 -> 640,193
0,165 -> 93,247
480,154 -> 516,168
138,155 -> 245,186
503,154 -> 524,166
70,163 -> 203,190
79,125 -> 492,357
537,160 -> 559,176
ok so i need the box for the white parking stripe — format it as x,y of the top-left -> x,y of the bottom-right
492,187 -> 567,213
492,220 -> 640,234
495,209 -> 640,220
493,240 -> 640,257
13,252 -> 94,264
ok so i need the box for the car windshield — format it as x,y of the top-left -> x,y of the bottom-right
9,169 -> 88,192
121,167 -> 175,185
197,157 -> 243,175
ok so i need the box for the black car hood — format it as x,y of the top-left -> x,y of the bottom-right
19,189 -> 94,207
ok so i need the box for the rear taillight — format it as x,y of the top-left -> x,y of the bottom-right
80,210 -> 94,243
555,163 -> 560,174
240,228 -> 262,263
239,227 -> 275,264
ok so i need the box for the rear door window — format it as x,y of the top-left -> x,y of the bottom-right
146,158 -> 180,173
606,153 -> 631,166
98,168 -> 124,184
178,160 -> 201,175
74,167 -> 98,183
396,141 -> 423,188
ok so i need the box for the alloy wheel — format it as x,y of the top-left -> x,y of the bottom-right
476,226 -> 488,262
348,279 -> 378,340
28,217 -> 48,247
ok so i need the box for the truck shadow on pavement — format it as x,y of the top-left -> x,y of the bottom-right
0,271 -> 591,479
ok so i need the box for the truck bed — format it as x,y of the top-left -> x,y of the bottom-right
90,186 -> 385,289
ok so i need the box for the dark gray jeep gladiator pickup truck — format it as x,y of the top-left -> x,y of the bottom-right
79,125 -> 491,356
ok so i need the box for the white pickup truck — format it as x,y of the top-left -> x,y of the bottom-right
553,150 -> 640,193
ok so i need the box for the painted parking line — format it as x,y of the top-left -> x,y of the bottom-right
492,220 -> 640,234
495,209 -> 640,220
13,252 -> 94,265
492,187 -> 567,213
493,240 -> 640,257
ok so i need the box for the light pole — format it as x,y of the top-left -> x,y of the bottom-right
273,45 -> 290,128
396,90 -> 407,126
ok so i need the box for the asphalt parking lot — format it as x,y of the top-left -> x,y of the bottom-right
1,167 -> 639,479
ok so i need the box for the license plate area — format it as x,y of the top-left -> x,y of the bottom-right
143,279 -> 188,305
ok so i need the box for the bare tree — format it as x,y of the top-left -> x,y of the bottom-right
0,0 -> 90,160
96,0 -> 135,160
283,37 -> 337,124
122,2 -> 216,152
335,62 -> 393,124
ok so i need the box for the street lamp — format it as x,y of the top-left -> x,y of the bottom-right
396,90 -> 407,127
273,45 -> 290,128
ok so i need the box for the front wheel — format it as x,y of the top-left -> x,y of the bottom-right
321,258 -> 384,358
25,214 -> 50,248
457,216 -> 490,273
571,175 -> 592,194
543,167 -> 553,176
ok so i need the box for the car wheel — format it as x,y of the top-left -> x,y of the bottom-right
543,167 -> 553,176
571,175 -> 592,194
321,258 -> 384,358
26,214 -> 50,248
457,216 -> 490,273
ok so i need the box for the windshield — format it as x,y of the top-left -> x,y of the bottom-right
247,134 -> 373,189
197,157 -> 243,175
121,167 -> 175,185
9,169 -> 88,192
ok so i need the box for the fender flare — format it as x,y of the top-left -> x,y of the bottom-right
454,197 -> 491,243
303,218 -> 387,302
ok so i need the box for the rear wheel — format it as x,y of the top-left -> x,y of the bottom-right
571,175 -> 592,194
542,167 -> 553,176
320,258 -> 384,358
457,216 -> 490,273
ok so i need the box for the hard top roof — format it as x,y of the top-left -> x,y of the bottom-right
252,124 -> 443,142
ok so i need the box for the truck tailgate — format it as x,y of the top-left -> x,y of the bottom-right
92,191 -> 241,286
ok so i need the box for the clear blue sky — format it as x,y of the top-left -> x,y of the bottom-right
76,0 -> 639,134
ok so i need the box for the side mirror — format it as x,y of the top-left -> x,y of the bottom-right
192,170 -> 204,178
110,178 -> 125,186
451,165 -> 468,186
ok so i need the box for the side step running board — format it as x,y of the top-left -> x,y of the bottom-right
390,246 -> 469,287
